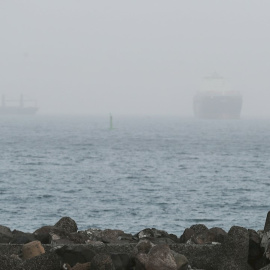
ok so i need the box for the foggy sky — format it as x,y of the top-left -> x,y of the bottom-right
1,1 -> 270,116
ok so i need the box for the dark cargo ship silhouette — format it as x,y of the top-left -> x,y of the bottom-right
0,95 -> 38,115
193,74 -> 242,119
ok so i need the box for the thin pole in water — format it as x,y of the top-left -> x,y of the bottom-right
109,114 -> 113,130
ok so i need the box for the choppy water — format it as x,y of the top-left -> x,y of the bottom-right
0,115 -> 269,235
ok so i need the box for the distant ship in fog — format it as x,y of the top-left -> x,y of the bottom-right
0,94 -> 38,115
193,73 -> 242,119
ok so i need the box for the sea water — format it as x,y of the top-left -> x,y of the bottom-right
0,115 -> 269,236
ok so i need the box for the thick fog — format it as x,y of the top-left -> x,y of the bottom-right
1,1 -> 270,116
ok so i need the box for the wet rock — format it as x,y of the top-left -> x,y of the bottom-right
55,217 -> 78,233
91,253 -> 115,270
264,212 -> 270,232
56,245 -> 96,267
0,225 -> 13,243
135,244 -> 177,270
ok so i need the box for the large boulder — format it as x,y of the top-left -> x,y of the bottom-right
54,217 -> 78,233
220,226 -> 250,270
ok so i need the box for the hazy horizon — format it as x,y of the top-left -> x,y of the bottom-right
1,1 -> 270,117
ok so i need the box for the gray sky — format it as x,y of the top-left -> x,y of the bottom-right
1,1 -> 270,116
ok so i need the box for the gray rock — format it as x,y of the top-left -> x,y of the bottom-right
220,226 -> 250,270
55,217 -> 78,233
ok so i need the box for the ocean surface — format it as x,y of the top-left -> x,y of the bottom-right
0,115 -> 269,236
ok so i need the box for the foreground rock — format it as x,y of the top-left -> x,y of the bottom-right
1,212 -> 270,269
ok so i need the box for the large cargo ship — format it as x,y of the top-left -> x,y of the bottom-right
193,74 -> 242,119
0,95 -> 38,115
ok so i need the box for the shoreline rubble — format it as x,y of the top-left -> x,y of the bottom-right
1,212 -> 270,270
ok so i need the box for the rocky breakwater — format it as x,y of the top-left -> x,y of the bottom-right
1,213 -> 270,269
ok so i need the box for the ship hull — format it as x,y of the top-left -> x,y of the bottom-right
193,94 -> 242,119
0,107 -> 38,115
